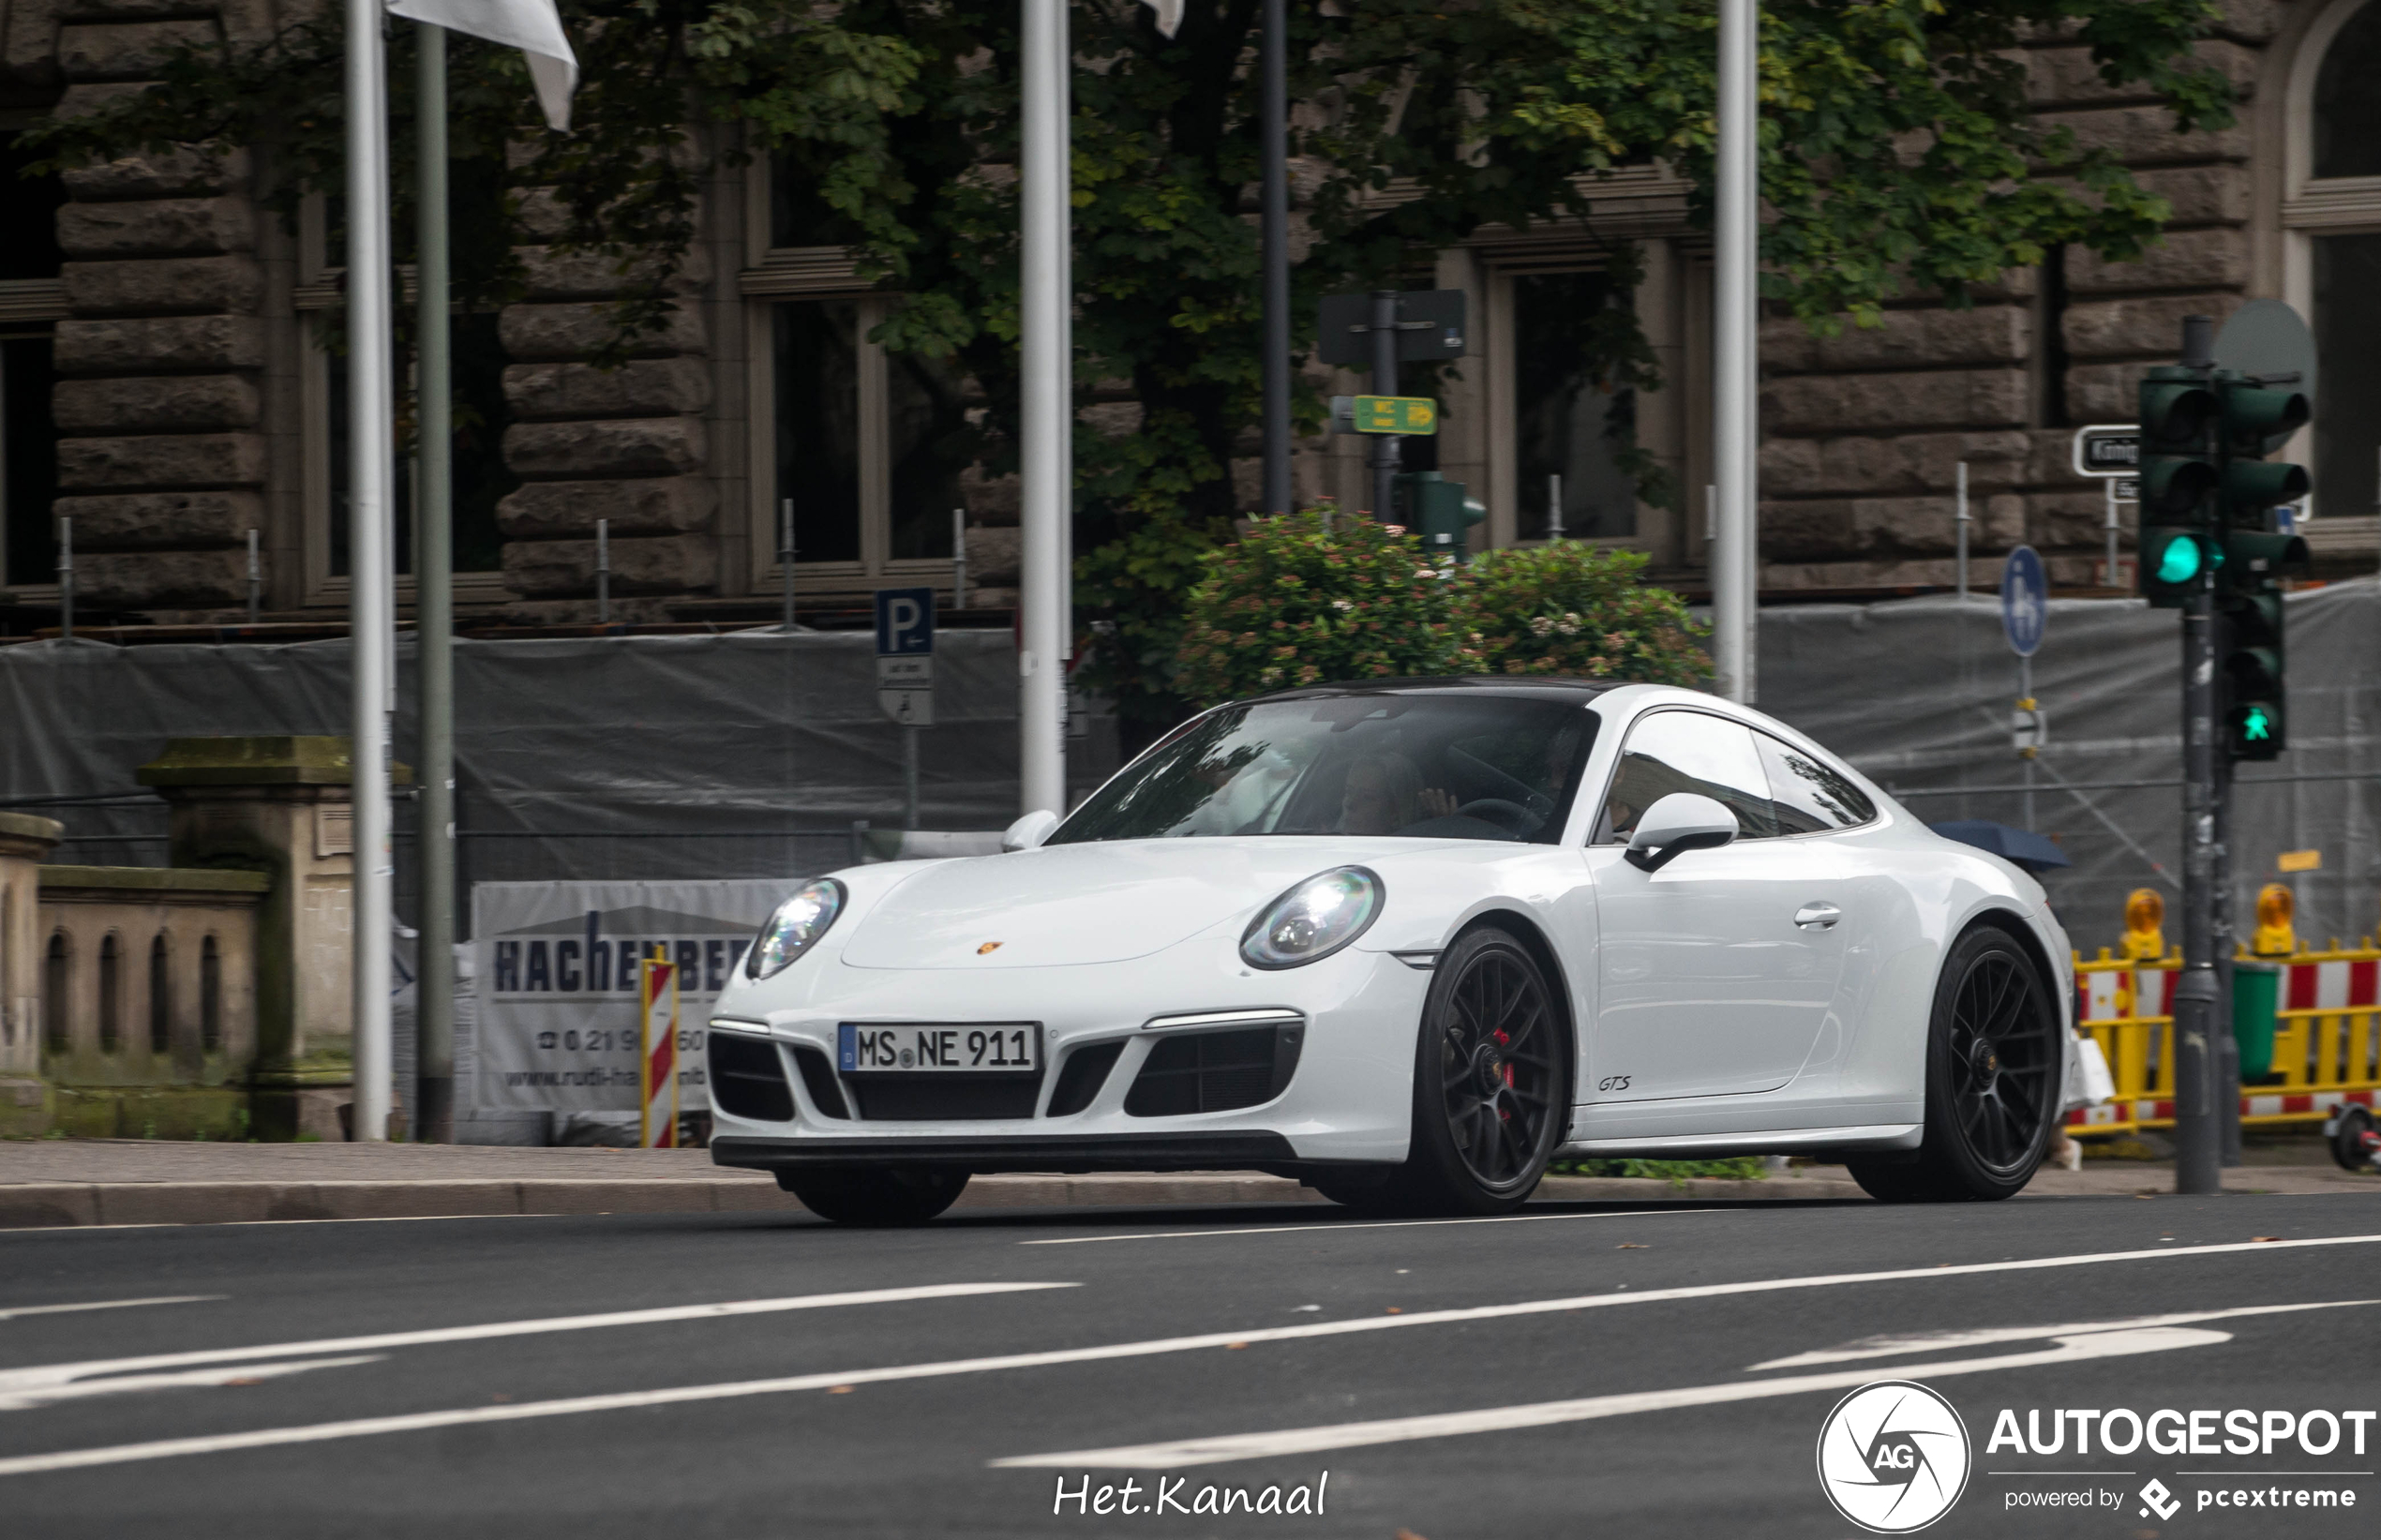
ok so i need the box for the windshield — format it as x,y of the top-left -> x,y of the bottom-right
1050,694 -> 1597,845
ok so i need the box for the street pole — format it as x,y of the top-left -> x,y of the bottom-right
2018,651 -> 2035,831
779,498 -> 796,632
2171,312 -> 2221,1196
1712,0 -> 1758,705
1369,288 -> 1399,522
55,514 -> 71,640
904,725 -> 920,831
413,20 -> 455,1144
1546,473 -> 1562,542
1017,0 -> 1068,815
2213,737 -> 2241,1166
595,516 -> 609,624
347,0 -> 396,1141
246,528 -> 261,622
952,507 -> 968,610
2104,480 -> 2120,589
1954,460 -> 1970,599
1259,0 -> 1290,516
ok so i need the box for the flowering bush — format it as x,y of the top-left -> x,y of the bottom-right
1456,541 -> 1710,687
1173,507 -> 1476,706
1174,513 -> 1710,706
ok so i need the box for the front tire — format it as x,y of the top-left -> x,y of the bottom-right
1849,923 -> 2059,1203
1376,926 -> 1571,1216
777,1164 -> 968,1225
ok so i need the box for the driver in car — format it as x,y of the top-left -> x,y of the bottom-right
1338,754 -> 1458,835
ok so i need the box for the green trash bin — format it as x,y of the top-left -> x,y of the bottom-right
2233,959 -> 2283,1082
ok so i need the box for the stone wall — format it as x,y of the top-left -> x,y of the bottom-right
1756,9 -> 2275,593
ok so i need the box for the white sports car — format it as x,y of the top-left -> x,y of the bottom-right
708,679 -> 2076,1223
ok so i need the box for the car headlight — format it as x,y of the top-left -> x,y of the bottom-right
1240,867 -> 1384,970
746,878 -> 846,979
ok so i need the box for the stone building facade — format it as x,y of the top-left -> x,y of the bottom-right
2,0 -> 2377,628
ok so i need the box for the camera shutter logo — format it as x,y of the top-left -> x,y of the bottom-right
1815,1382 -> 1971,1533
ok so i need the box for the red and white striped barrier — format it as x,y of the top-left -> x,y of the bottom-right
640,957 -> 679,1148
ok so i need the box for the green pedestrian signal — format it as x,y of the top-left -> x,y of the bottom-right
2206,368 -> 2310,761
2238,706 -> 2272,742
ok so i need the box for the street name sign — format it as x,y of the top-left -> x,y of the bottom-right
1349,395 -> 1438,434
874,586 -> 936,725
2001,545 -> 2047,658
2072,425 -> 2139,477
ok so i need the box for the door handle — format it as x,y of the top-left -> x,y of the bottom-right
1793,903 -> 1841,930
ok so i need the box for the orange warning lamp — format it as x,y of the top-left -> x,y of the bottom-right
2120,889 -> 2165,962
2253,883 -> 2298,956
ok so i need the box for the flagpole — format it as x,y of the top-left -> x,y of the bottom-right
414,19 -> 456,1144
347,0 -> 395,1141
1018,0 -> 1068,816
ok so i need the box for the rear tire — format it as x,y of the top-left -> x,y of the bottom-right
1374,926 -> 1571,1217
1850,923 -> 2059,1204
777,1164 -> 968,1225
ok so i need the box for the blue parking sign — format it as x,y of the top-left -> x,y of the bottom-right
874,587 -> 936,656
2000,546 -> 2046,658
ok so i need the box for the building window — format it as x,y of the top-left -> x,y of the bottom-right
43,932 -> 67,1056
98,933 -> 121,1053
2289,1 -> 2381,523
2314,3 -> 2381,179
320,316 -> 516,582
0,127 -> 65,594
2314,235 -> 2381,520
149,933 -> 172,1055
1512,271 -> 1641,541
762,297 -> 970,587
201,934 -> 222,1054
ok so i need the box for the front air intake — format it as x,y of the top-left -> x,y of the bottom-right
1124,1024 -> 1303,1117
708,1032 -> 795,1122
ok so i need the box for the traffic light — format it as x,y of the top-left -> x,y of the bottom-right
2209,370 -> 2312,761
2136,366 -> 2219,607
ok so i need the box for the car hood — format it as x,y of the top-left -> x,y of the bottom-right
836,837 -> 1423,969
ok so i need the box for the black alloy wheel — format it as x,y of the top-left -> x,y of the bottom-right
1850,923 -> 2058,1203
1335,926 -> 1568,1216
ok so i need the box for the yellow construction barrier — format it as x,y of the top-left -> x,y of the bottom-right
2069,940 -> 2381,1136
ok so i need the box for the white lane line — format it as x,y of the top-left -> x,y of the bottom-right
1748,1300 -> 2376,1370
0,1214 -> 549,1235
0,1282 -> 1073,1408
1,1356 -> 390,1413
2,1236 -> 2375,1477
0,1296 -> 220,1323
1023,1209 -> 1723,1246
995,1327 -> 2241,1469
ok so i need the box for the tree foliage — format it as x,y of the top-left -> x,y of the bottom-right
27,0 -> 2234,724
1458,543 -> 1709,686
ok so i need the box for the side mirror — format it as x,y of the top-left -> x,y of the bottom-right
1625,792 -> 1737,873
1002,809 -> 1061,852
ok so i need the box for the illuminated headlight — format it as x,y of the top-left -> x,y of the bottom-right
746,879 -> 846,979
1240,867 -> 1384,970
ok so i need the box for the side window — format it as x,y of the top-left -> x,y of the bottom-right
1597,711 -> 1777,843
1756,731 -> 1878,833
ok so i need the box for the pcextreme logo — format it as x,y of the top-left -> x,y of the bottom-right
1817,1382 -> 1973,1533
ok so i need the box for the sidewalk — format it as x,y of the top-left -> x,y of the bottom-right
0,1139 -> 2371,1229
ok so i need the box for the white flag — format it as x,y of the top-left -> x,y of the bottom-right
1140,0 -> 1181,38
387,0 -> 579,132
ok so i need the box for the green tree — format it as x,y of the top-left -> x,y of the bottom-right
30,0 -> 2233,734
1457,543 -> 1710,686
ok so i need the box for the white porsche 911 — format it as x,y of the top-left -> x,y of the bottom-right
707,678 -> 2077,1224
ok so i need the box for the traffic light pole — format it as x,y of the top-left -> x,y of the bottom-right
2213,743 -> 2242,1166
2170,314 -> 2222,1197
1370,290 -> 1399,522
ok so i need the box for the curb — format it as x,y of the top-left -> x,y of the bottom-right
0,1171 -> 1874,1230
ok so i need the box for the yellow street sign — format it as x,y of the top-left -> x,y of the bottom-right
2278,848 -> 2321,873
1352,395 -> 1438,435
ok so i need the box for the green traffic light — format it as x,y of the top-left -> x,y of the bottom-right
2240,707 -> 2272,743
2155,535 -> 2202,584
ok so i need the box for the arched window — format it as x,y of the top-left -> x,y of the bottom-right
149,933 -> 172,1055
2289,1 -> 2381,521
97,934 -> 121,1053
201,935 -> 222,1054
43,933 -> 68,1056
2314,4 -> 2381,178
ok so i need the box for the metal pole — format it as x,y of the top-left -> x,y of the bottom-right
1260,0 -> 1290,516
951,507 -> 967,610
904,725 -> 920,831
1954,460 -> 1970,599
595,516 -> 609,624
55,514 -> 71,640
2104,479 -> 2120,590
2018,652 -> 2035,831
413,19 -> 455,1145
778,497 -> 796,632
1712,0 -> 1757,705
2214,741 -> 2241,1167
1369,289 -> 1399,522
348,0 -> 396,1141
246,528 -> 261,623
2171,312 -> 2220,1196
1546,473 -> 1562,543
1018,0 -> 1068,816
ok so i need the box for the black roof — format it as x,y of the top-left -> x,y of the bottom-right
1246,676 -> 1631,705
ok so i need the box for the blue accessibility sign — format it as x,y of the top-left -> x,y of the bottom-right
2000,546 -> 2046,658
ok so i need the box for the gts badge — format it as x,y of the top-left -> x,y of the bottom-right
1597,1075 -> 1631,1092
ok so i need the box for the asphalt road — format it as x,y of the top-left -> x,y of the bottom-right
3,1191 -> 2378,1538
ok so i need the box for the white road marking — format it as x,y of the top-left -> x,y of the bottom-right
1023,1209 -> 1721,1246
2,1236 -> 2375,1477
0,1282 -> 1072,1411
998,1308 -> 2374,1470
1748,1300 -> 2377,1370
1,1356 -> 388,1412
0,1214 -> 553,1235
0,1296 -> 220,1323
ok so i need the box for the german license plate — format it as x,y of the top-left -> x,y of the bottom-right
838,1023 -> 1040,1073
